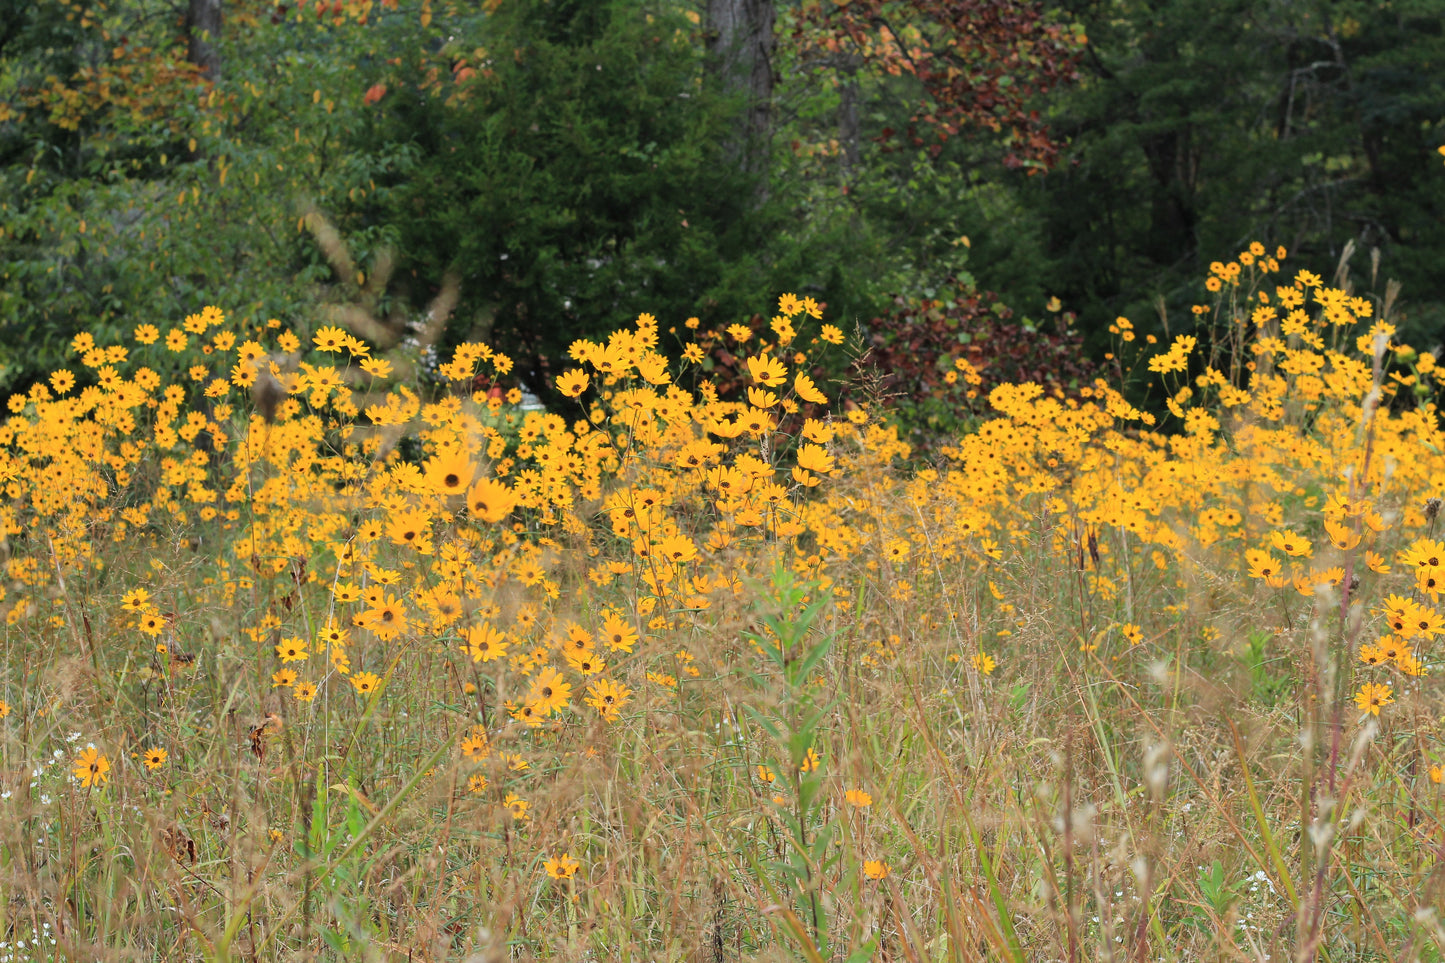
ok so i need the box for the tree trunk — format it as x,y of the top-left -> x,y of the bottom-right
1141,128 -> 1197,265
838,55 -> 862,179
706,0 -> 775,180
187,0 -> 222,80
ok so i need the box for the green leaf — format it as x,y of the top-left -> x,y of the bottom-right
798,772 -> 823,812
808,821 -> 838,861
793,634 -> 836,687
843,935 -> 880,963
739,701 -> 783,741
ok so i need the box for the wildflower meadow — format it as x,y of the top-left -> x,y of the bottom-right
3,240 -> 1445,963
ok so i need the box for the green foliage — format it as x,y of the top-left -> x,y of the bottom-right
1194,859 -> 1243,925
295,780 -> 385,958
362,0 -> 774,393
1019,0 -> 1445,346
3,0 -> 1442,407
0,1 -> 368,390
738,568 -> 846,958
1242,628 -> 1294,706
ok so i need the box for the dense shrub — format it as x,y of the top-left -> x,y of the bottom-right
855,276 -> 1099,450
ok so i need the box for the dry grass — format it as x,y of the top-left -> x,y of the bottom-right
1,253 -> 1444,962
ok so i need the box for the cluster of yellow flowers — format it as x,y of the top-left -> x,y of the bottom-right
2,243 -> 1444,882
0,294 -> 900,817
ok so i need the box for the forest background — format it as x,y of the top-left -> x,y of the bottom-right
1,0 -> 1443,438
